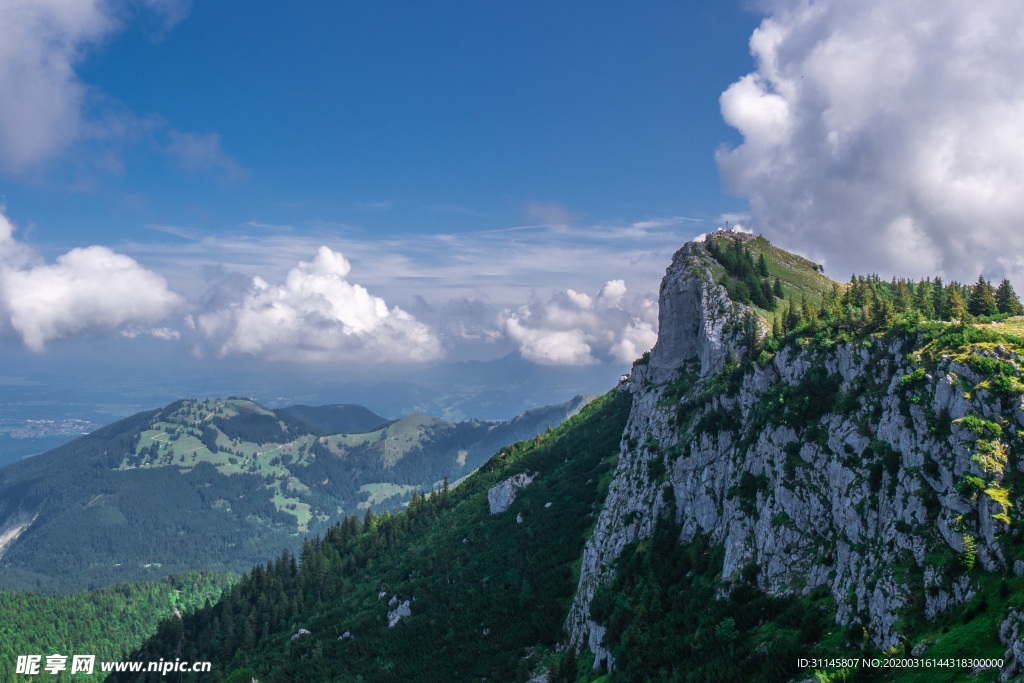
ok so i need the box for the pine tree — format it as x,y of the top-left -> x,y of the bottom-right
870,289 -> 893,327
968,275 -> 998,316
946,287 -> 967,321
785,300 -> 801,332
757,253 -> 769,277
773,277 -> 784,299
741,312 -> 760,357
932,276 -> 945,318
995,278 -> 1023,315
914,278 -> 935,319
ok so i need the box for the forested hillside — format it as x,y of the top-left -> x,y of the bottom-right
109,391 -> 631,682
0,571 -> 233,683
0,396 -> 589,592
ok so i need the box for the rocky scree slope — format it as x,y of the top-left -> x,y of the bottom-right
568,236 -> 1024,679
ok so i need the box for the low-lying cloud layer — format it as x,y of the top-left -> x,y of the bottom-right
718,0 -> 1024,283
195,246 -> 443,363
0,212 -> 184,351
0,208 -> 668,367
501,280 -> 657,366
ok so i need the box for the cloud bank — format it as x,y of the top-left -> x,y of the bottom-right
0,211 -> 184,350
0,210 -> 672,367
500,280 -> 657,366
196,246 -> 443,363
717,0 -> 1024,283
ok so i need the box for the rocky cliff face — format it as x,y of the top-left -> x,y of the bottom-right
567,237 -> 1024,677
646,242 -> 746,382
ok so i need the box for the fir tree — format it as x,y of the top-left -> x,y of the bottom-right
932,276 -> 945,319
968,275 -> 998,317
946,287 -> 967,321
995,278 -> 1023,316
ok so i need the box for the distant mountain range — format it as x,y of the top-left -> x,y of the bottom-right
0,395 -> 592,592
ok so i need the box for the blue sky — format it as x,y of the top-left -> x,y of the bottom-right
1,0 -> 1023,415
0,1 -> 759,378
11,1 -> 757,245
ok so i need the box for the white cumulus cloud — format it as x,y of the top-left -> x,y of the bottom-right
0,210 -> 184,350
0,0 -> 111,171
196,246 -> 442,363
717,0 -> 1024,283
501,280 -> 657,366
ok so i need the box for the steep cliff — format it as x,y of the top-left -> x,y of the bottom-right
568,232 -> 1024,680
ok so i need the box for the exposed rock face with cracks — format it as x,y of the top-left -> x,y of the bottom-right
566,237 -> 1024,676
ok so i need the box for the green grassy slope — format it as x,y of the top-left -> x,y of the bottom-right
704,232 -> 836,319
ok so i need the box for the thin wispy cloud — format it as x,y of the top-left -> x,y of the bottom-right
419,204 -> 488,218
121,217 -> 698,307
354,200 -> 396,210
524,200 -> 575,230
166,130 -> 247,182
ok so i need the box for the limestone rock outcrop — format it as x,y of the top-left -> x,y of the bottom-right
488,472 -> 535,514
567,237 -> 1022,677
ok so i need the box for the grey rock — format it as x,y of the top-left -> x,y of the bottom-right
647,242 -> 750,382
387,600 -> 411,628
1000,609 -> 1024,681
566,235 -> 1017,663
488,473 -> 535,514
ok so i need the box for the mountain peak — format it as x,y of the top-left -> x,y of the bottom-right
643,234 -> 836,383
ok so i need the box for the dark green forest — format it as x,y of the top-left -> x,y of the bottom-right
109,391 -> 632,683
0,572 -> 233,683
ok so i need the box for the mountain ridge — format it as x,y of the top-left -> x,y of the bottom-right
0,395 -> 592,592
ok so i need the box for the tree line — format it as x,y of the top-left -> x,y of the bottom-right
768,274 -> 1022,340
